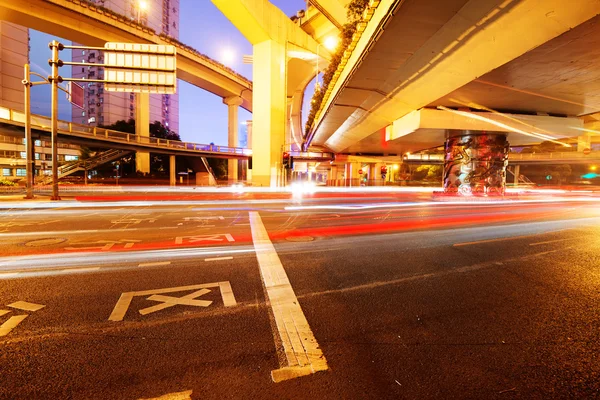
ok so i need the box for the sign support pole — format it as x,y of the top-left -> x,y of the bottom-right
49,41 -> 61,200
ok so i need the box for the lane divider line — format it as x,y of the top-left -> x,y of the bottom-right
138,261 -> 172,267
138,389 -> 192,400
529,237 -> 578,246
248,211 -> 328,382
204,257 -> 233,262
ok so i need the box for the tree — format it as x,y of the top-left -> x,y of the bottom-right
98,119 -> 181,176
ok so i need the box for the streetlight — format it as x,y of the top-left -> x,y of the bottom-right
137,0 -> 148,24
315,36 -> 339,91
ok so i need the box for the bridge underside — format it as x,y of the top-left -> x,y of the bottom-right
310,0 -> 600,157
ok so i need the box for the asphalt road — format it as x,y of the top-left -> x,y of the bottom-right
0,191 -> 599,399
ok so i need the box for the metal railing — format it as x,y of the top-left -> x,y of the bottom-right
404,151 -> 600,163
0,106 -> 252,158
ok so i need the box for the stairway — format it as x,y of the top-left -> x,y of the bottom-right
37,149 -> 131,184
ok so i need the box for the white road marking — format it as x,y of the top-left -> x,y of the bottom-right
138,261 -> 171,267
0,273 -> 21,279
7,301 -> 45,312
0,310 -> 10,317
204,257 -> 233,262
175,234 -> 234,245
529,238 -> 577,246
159,227 -> 179,229
61,267 -> 101,273
184,216 -> 224,221
109,282 -> 237,321
453,233 -> 545,247
138,390 -> 192,400
0,315 -> 28,337
248,211 -> 328,382
140,289 -> 213,315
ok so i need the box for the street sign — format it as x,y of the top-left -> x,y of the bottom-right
583,148 -> 591,155
103,42 -> 177,94
358,169 -> 363,174
66,81 -> 84,109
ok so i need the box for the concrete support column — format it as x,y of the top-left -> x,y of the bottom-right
135,92 -> 150,174
443,131 -> 509,196
169,155 -> 176,186
252,40 -> 286,187
344,162 -> 360,187
577,133 -> 592,152
224,96 -> 244,182
513,164 -> 520,186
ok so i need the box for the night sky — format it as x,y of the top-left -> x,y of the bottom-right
28,0 -> 308,145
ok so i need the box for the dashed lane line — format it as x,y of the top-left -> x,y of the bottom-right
204,257 -> 233,262
138,261 -> 172,267
249,211 -> 328,382
138,389 -> 192,400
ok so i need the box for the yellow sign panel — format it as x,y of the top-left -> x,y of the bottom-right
103,42 -> 176,94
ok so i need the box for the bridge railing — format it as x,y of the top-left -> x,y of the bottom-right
0,106 -> 252,157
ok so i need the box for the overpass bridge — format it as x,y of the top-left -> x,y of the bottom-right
305,0 -> 600,195
0,0 -> 253,111
0,106 -> 251,159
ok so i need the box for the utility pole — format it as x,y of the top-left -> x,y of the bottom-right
22,64 -> 34,199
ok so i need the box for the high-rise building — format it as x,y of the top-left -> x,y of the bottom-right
0,21 -> 29,111
71,0 -> 179,133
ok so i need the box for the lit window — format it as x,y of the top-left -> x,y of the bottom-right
2,168 -> 10,176
35,153 -> 40,160
65,155 -> 79,161
20,152 -> 26,158
35,140 -> 41,146
16,169 -> 26,177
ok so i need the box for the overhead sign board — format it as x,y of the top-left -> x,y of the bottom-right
66,81 -> 84,109
103,42 -> 177,94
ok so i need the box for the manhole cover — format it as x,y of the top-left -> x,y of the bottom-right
285,236 -> 314,242
24,238 -> 67,247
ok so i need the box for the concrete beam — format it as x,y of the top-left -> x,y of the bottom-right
211,0 -> 320,52
315,0 -> 600,152
308,0 -> 347,29
0,0 -> 253,111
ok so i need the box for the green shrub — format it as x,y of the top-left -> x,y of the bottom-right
0,178 -> 16,186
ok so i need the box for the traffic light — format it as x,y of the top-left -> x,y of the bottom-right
283,152 -> 290,169
381,165 -> 388,179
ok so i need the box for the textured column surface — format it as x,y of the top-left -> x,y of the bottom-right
443,131 -> 508,196
135,92 -> 150,174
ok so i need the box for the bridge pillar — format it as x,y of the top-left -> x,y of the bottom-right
224,96 -> 244,183
169,155 -> 176,186
443,131 -> 509,196
135,92 -> 150,174
252,40 -> 286,187
577,133 -> 592,152
344,162 -> 360,187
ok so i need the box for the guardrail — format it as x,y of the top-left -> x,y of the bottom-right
0,106 -> 252,158
404,151 -> 600,163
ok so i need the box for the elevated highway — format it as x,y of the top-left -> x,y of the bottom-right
0,0 -> 253,111
308,0 -> 600,153
305,0 -> 600,194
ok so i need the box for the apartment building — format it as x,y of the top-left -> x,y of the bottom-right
71,0 -> 180,133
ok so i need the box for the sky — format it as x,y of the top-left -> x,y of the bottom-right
29,0 -> 309,146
